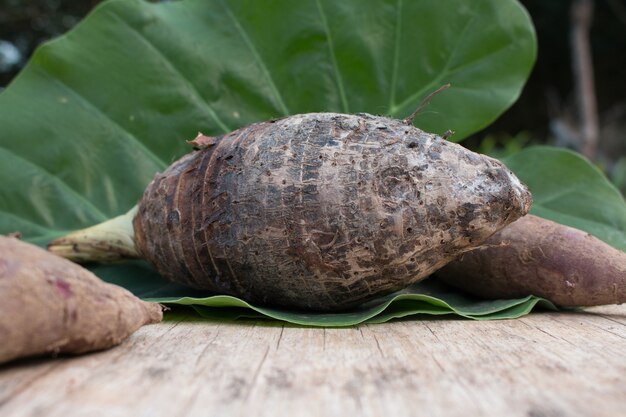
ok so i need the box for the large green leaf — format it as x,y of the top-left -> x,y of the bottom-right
502,146 -> 626,251
0,0 -> 555,324
0,0 -> 535,244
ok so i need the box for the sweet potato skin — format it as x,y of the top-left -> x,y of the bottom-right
436,215 -> 626,306
134,112 -> 531,311
0,236 -> 162,364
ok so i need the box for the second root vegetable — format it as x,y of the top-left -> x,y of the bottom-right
436,215 -> 626,306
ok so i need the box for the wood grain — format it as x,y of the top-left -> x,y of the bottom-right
0,306 -> 624,417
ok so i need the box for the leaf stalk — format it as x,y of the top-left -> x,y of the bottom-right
48,206 -> 138,263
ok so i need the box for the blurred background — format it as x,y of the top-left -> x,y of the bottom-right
1,0 -> 624,194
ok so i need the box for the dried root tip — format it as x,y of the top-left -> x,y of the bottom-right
442,129 -> 455,140
187,132 -> 219,150
48,206 -> 138,263
142,302 -> 166,325
403,83 -> 451,125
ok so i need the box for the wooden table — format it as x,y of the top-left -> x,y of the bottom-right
1,305 -> 624,417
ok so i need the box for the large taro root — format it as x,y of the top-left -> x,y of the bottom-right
0,236 -> 162,364
50,112 -> 532,311
436,215 -> 626,306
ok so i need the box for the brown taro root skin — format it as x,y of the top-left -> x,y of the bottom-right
0,236 -> 162,364
436,215 -> 626,306
134,112 -> 531,311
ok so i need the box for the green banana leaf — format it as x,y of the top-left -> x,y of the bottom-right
2,0 -> 619,325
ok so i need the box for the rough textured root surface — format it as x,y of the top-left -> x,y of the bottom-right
134,112 -> 531,311
0,236 -> 163,365
436,215 -> 626,306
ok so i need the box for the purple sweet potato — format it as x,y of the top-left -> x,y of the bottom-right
436,215 -> 626,306
0,236 -> 162,364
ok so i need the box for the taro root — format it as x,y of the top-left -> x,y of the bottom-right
436,215 -> 626,306
0,236 -> 162,364
49,112 -> 531,311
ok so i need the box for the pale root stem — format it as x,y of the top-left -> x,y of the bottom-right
48,206 -> 138,263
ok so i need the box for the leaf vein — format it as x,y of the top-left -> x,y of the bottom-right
220,1 -> 290,116
389,12 -> 479,117
33,64 -> 168,171
0,209 -> 65,234
388,0 -> 403,109
110,12 -> 232,134
315,0 -> 349,113
0,146 -> 108,221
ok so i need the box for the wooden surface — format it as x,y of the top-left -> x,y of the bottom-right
0,305 -> 625,417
